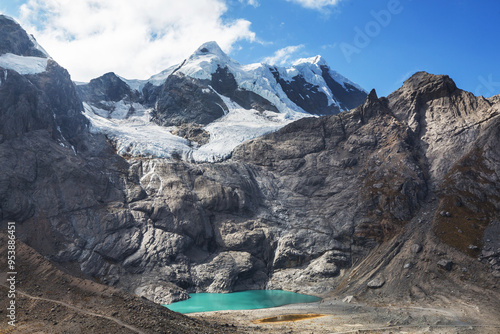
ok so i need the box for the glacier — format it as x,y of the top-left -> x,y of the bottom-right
83,93 -> 302,163
81,41 -> 367,162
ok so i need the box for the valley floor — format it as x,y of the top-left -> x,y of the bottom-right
192,297 -> 500,334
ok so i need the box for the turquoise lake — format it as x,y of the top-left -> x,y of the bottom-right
164,290 -> 321,314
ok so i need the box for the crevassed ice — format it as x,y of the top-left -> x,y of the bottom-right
83,93 -> 307,162
81,44 -> 366,162
192,93 -> 304,162
83,102 -> 192,159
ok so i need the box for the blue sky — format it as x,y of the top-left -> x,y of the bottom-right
229,0 -> 500,97
2,0 -> 500,97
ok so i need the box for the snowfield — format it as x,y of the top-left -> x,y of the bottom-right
0,53 -> 48,75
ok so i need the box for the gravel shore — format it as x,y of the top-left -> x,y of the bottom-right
191,297 -> 500,334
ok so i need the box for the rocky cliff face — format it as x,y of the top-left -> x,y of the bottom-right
0,15 -> 47,57
1,16 -> 499,310
0,16 -> 107,226
0,17 -> 87,146
22,71 -> 500,303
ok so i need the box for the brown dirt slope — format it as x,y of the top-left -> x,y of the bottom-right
0,232 -> 239,333
333,199 -> 500,330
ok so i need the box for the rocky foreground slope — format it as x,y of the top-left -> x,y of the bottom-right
1,14 -> 500,331
0,233 -> 238,333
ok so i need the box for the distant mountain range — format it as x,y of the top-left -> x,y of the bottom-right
76,41 -> 367,161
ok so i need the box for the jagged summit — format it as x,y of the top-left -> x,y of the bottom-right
145,40 -> 367,110
0,14 -> 49,58
367,88 -> 378,100
0,14 -> 87,146
0,15 -> 51,76
78,72 -> 137,104
361,88 -> 381,111
175,41 -> 237,80
146,41 -> 233,86
389,71 -> 480,124
400,71 -> 458,95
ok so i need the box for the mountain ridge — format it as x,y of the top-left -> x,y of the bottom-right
81,40 -> 368,116
1,14 -> 500,332
77,40 -> 368,162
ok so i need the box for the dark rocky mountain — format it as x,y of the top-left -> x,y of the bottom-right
146,65 -> 282,127
0,16 -> 87,146
1,15 -> 500,332
0,15 -> 47,57
269,59 -> 367,115
76,72 -> 140,110
150,72 -> 229,126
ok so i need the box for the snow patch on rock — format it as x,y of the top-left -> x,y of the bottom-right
0,53 -> 48,75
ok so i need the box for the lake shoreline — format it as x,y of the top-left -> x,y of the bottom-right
165,290 -> 321,314
189,296 -> 500,333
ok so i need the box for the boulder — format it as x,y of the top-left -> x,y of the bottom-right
193,251 -> 256,293
367,277 -> 385,289
135,282 -> 189,305
437,259 -> 453,271
342,295 -> 355,303
481,250 -> 496,258
440,211 -> 451,217
411,244 -> 423,254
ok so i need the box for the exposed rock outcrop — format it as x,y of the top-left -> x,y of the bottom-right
151,73 -> 227,126
0,15 -> 47,57
76,72 -> 140,112
367,277 -> 385,288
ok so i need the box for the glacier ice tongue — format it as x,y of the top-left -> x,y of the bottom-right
83,93 -> 309,163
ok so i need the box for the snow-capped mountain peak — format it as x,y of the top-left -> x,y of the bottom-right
0,15 -> 51,75
175,41 -> 238,81
147,41 -> 233,85
78,40 -> 368,162
191,41 -> 231,60
292,55 -> 327,66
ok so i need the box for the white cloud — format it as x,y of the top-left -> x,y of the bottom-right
262,45 -> 304,66
286,0 -> 342,10
18,0 -> 256,81
239,0 -> 259,7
